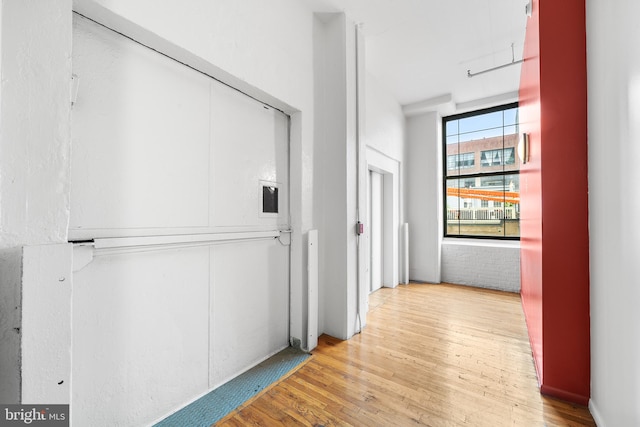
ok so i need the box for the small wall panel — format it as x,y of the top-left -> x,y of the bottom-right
72,247 -> 210,427
209,239 -> 289,387
307,230 -> 319,351
71,16 -> 211,234
21,244 -> 73,404
209,82 -> 289,230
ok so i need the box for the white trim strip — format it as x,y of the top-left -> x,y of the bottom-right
93,231 -> 281,250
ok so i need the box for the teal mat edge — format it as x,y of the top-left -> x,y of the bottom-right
154,347 -> 310,427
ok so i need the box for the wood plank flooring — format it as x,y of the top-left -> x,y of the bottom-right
218,283 -> 595,426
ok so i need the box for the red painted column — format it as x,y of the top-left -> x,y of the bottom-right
519,0 -> 543,386
519,0 -> 590,405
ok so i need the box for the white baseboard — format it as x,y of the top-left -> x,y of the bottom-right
589,399 -> 605,427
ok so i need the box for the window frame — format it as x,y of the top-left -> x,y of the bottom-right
442,102 -> 520,241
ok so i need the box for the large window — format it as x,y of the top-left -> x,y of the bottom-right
443,103 -> 519,239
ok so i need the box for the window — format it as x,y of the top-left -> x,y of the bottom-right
447,152 -> 475,170
262,185 -> 279,213
443,103 -> 520,239
481,148 -> 515,167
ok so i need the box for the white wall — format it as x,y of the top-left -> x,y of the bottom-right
406,109 -> 521,291
313,14 -> 346,339
0,0 -> 72,247
441,239 -> 520,292
587,0 -> 640,425
313,13 -> 361,340
70,18 -> 292,425
74,0 -> 316,353
364,73 -> 406,289
357,64 -> 405,325
365,73 -> 406,162
21,244 -> 73,405
0,0 -> 72,404
407,112 -> 442,283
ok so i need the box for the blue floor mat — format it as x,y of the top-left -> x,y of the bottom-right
154,347 -> 310,427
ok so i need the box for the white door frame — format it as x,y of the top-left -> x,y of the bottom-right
368,170 -> 384,293
362,147 -> 400,315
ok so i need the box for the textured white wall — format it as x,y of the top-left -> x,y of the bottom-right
587,0 -> 640,425
441,240 -> 520,292
21,244 -> 73,405
0,0 -> 72,404
0,0 -> 72,248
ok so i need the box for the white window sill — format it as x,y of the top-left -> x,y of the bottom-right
441,238 -> 520,249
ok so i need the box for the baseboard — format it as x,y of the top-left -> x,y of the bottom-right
540,384 -> 589,406
589,399 -> 605,427
148,344 -> 290,426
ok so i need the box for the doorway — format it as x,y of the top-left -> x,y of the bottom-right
369,170 -> 384,293
359,148 -> 401,325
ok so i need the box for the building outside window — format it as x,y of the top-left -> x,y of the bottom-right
443,103 -> 519,238
480,147 -> 515,167
447,152 -> 475,170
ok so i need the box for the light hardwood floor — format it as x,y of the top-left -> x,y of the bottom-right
218,283 -> 596,426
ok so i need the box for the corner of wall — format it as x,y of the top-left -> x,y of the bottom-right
0,248 -> 23,404
0,0 -> 74,405
588,399 -> 606,427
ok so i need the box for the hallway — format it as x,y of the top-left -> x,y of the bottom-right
219,283 -> 595,426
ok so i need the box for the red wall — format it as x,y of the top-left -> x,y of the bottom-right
519,0 -> 590,405
519,0 -> 543,385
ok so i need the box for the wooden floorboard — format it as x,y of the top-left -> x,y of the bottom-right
218,283 -> 596,426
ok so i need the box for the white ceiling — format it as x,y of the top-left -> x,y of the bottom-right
304,0 -> 528,109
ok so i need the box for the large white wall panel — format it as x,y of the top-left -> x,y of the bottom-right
71,16 -> 211,235
587,0 -> 640,424
210,240 -> 289,387
70,15 -> 292,426
72,247 -> 210,427
407,112 -> 442,283
72,0 -> 318,349
71,15 -> 290,239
